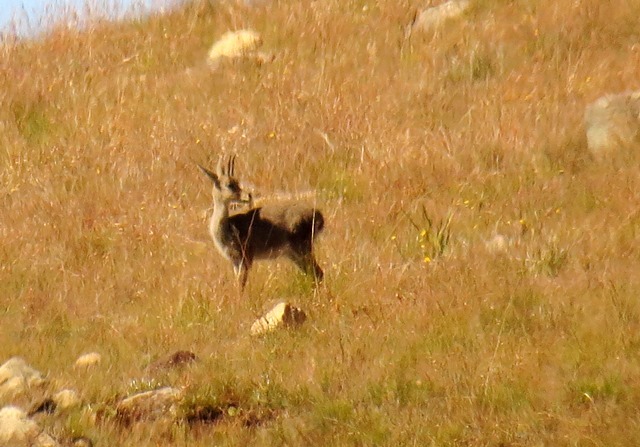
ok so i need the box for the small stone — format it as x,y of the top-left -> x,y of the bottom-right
250,302 -> 307,336
486,234 -> 509,253
74,353 -> 101,369
115,387 -> 182,424
53,389 -> 81,410
147,351 -> 197,373
71,437 -> 93,447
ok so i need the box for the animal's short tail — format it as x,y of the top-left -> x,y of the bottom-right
310,210 -> 324,238
295,209 -> 324,240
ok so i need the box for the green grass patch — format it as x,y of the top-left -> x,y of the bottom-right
12,101 -> 52,145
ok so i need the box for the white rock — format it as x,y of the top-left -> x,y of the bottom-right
0,406 -> 59,447
34,432 -> 60,447
74,352 -> 101,369
207,29 -> 263,65
71,437 -> 93,447
585,91 -> 640,159
410,0 -> 470,34
486,234 -> 509,253
250,302 -> 307,336
53,389 -> 81,410
0,357 -> 45,402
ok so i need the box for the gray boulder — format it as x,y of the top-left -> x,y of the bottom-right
0,406 -> 59,447
585,91 -> 640,159
0,357 -> 46,404
410,0 -> 470,34
116,387 -> 183,424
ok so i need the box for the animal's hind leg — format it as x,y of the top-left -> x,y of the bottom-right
233,260 -> 250,291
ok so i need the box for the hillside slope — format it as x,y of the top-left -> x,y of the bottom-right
1,0 -> 640,444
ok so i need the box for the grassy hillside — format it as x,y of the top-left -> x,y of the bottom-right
2,0 -> 640,444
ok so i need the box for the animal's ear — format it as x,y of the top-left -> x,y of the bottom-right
216,157 -> 225,177
198,164 -> 220,188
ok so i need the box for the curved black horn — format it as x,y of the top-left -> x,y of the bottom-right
229,155 -> 236,176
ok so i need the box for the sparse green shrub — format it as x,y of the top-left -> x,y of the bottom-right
412,207 -> 453,263
524,238 -> 568,277
478,379 -> 532,414
569,374 -> 627,405
126,378 -> 165,394
12,101 -> 51,144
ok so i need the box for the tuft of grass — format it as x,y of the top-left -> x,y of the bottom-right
316,160 -> 366,203
569,374 -> 627,405
125,378 -> 166,395
179,378 -> 281,428
479,379 -> 532,414
12,101 -> 52,144
405,206 -> 454,263
524,237 -> 569,277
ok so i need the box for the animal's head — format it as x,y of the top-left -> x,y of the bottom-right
198,155 -> 253,207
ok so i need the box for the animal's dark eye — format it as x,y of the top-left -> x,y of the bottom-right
228,181 -> 240,192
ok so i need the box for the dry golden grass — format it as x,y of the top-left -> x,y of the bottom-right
2,0 -> 640,444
